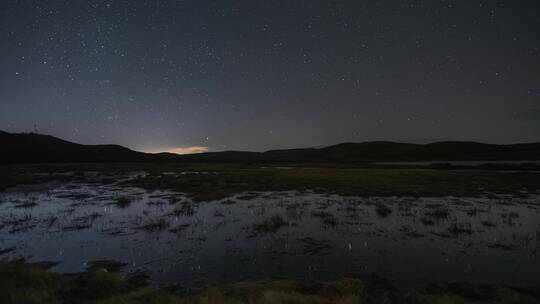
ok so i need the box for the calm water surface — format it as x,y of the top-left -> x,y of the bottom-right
0,172 -> 539,288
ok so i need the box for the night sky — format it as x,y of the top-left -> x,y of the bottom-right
1,1 -> 539,153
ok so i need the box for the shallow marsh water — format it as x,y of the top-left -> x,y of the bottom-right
0,172 -> 539,288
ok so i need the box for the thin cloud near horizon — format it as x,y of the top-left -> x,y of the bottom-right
144,146 -> 209,155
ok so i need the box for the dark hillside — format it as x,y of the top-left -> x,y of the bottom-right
1,130 -> 539,164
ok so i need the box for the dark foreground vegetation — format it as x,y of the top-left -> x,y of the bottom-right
2,260 -> 539,304
129,168 -> 540,201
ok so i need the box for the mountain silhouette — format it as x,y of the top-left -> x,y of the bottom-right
2,130 -> 540,164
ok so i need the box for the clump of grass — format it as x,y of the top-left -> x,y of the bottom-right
501,211 -> 520,226
138,218 -> 170,232
448,222 -> 473,236
63,222 -> 91,231
320,212 -> 339,227
168,196 -> 180,205
322,216 -> 339,227
421,218 -> 435,226
375,204 -> 392,218
509,212 -> 520,219
45,214 -> 58,229
169,223 -> 190,234
481,220 -> 496,227
311,210 -> 332,218
115,196 -> 132,208
311,210 -> 339,227
171,202 -> 196,217
213,210 -> 226,217
62,213 -> 102,231
6,214 -> 35,234
146,200 -> 166,206
424,207 -> 450,220
254,215 -> 287,233
0,247 -> 15,255
466,209 -> 476,216
13,199 -> 38,209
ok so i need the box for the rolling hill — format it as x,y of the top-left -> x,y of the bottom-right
0,130 -> 150,163
178,141 -> 540,163
1,130 -> 540,164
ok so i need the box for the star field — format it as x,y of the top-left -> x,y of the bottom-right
1,1 -> 539,152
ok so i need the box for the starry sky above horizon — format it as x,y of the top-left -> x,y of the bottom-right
1,1 -> 539,153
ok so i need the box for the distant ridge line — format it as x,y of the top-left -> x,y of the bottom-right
1,130 -> 540,164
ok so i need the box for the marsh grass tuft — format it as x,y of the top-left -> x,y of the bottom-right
138,218 -> 170,232
254,215 -> 287,233
448,222 -> 473,236
13,199 -> 38,209
115,196 -> 132,208
481,220 -> 496,227
311,210 -> 340,227
375,204 -> 392,217
424,207 -> 450,220
171,202 -> 196,217
0,247 -> 16,255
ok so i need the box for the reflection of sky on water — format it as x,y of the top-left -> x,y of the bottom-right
0,176 -> 539,288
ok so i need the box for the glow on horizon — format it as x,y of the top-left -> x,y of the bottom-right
143,146 -> 209,155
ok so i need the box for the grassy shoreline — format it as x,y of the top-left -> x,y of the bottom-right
1,260 -> 539,304
3,163 -> 539,201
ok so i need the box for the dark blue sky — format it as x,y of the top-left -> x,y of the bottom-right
1,1 -> 539,153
